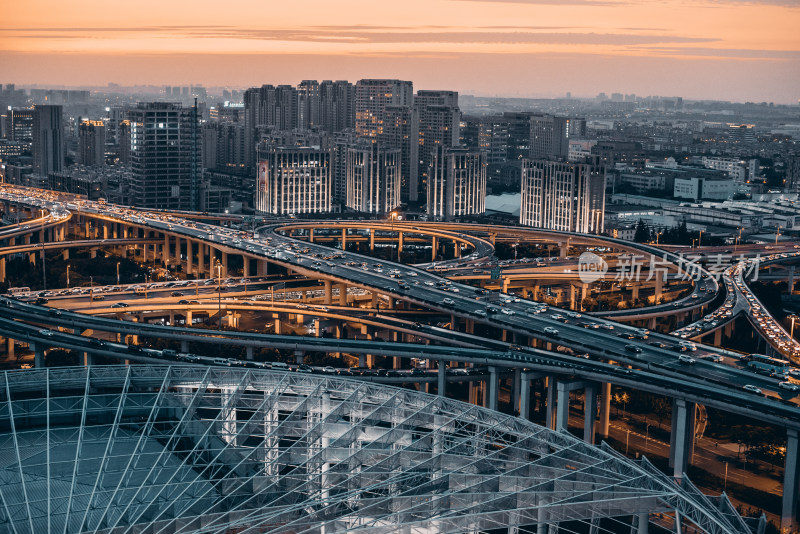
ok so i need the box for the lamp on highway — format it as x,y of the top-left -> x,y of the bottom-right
790,314 -> 798,340
116,261 -> 120,285
776,226 -> 782,245
698,230 -> 704,248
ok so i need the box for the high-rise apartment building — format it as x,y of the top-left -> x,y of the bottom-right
530,114 -> 586,160
244,85 -> 299,168
78,120 -> 106,166
297,80 -> 321,130
427,146 -> 486,221
346,143 -> 401,214
255,146 -> 331,215
415,90 -> 461,202
504,112 -> 585,161
320,80 -> 355,133
519,159 -> 605,234
355,80 -> 418,203
202,122 -> 246,171
462,115 -> 509,166
127,102 -> 201,211
3,108 -> 35,144
32,105 -> 64,178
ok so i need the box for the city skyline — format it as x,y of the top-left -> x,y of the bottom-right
1,0 -> 799,104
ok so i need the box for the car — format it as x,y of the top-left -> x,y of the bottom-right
474,309 -> 487,317
171,291 -> 185,297
624,344 -> 643,354
543,327 -> 559,336
705,354 -> 723,363
678,355 -> 696,364
500,308 -> 515,315
614,367 -> 633,374
617,332 -> 635,340
649,341 -> 668,348
742,384 -> 763,394
442,298 -> 455,306
297,364 -> 313,373
322,366 -> 336,374
38,329 -> 55,337
111,302 -> 130,308
779,381 -> 800,391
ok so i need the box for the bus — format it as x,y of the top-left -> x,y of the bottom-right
746,354 -> 790,376
7,287 -> 31,296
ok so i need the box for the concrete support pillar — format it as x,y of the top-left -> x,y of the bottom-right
186,310 -> 193,325
163,234 -> 170,265
338,283 -> 348,306
221,252 -> 228,276
584,384 -> 598,444
294,349 -> 304,364
670,398 -> 696,480
103,223 -> 109,240
655,276 -> 663,301
631,285 -> 640,301
246,346 -> 254,360
519,371 -> 532,420
502,277 -> 509,294
243,256 -> 251,278
438,360 -> 446,397
488,366 -> 498,411
32,343 -> 45,368
0,257 -> 5,283
556,382 -> 570,432
599,382 -> 611,440
90,247 -> 97,259
308,228 -> 314,243
257,259 -> 268,277
29,251 -> 36,266
185,239 -> 193,275
559,242 -> 567,258
197,242 -> 205,275
83,352 -> 94,367
341,228 -> 347,250
432,235 -> 438,261
180,340 -> 189,353
714,328 -> 722,346
782,428 -> 800,532
6,337 -> 14,357
545,377 -> 556,430
324,280 -> 332,305
369,230 -> 375,251
648,317 -> 657,330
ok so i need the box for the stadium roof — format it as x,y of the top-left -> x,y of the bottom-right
0,365 -> 756,534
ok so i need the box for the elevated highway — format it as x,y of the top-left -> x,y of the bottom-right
3,184 -> 800,527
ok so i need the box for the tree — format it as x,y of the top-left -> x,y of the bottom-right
633,219 -> 651,243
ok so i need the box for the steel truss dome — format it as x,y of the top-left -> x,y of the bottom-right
0,366 -> 755,534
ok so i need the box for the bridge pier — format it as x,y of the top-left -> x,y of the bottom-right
782,428 -> 800,531
714,328 -> 722,346
83,352 -> 94,367
431,235 -> 438,261
294,349 -> 304,364
324,280 -> 332,305
487,366 -> 498,411
0,257 -> 5,283
545,377 -> 556,429
598,382 -> 611,439
31,342 -> 45,368
180,340 -> 188,353
438,360 -> 446,396
669,398 -> 696,480
6,337 -> 14,358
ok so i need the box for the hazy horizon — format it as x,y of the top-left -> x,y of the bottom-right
2,0 -> 799,104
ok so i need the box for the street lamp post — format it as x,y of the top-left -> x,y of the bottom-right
790,315 -> 798,340
626,429 -> 631,455
698,230 -> 704,248
776,226 -> 782,245
116,261 -> 120,285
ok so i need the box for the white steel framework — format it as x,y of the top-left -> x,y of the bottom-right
0,366 -> 756,534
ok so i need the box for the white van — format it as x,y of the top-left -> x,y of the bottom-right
271,361 -> 289,370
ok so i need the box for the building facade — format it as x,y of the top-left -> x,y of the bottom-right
520,159 -> 605,233
127,102 -> 201,211
345,143 -> 401,214
427,147 -> 486,220
32,105 -> 64,179
78,120 -> 106,166
255,146 -> 331,215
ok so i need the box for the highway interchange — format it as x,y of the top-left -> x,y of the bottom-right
1,185 -> 800,432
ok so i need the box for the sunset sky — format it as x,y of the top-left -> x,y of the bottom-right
1,0 -> 798,102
